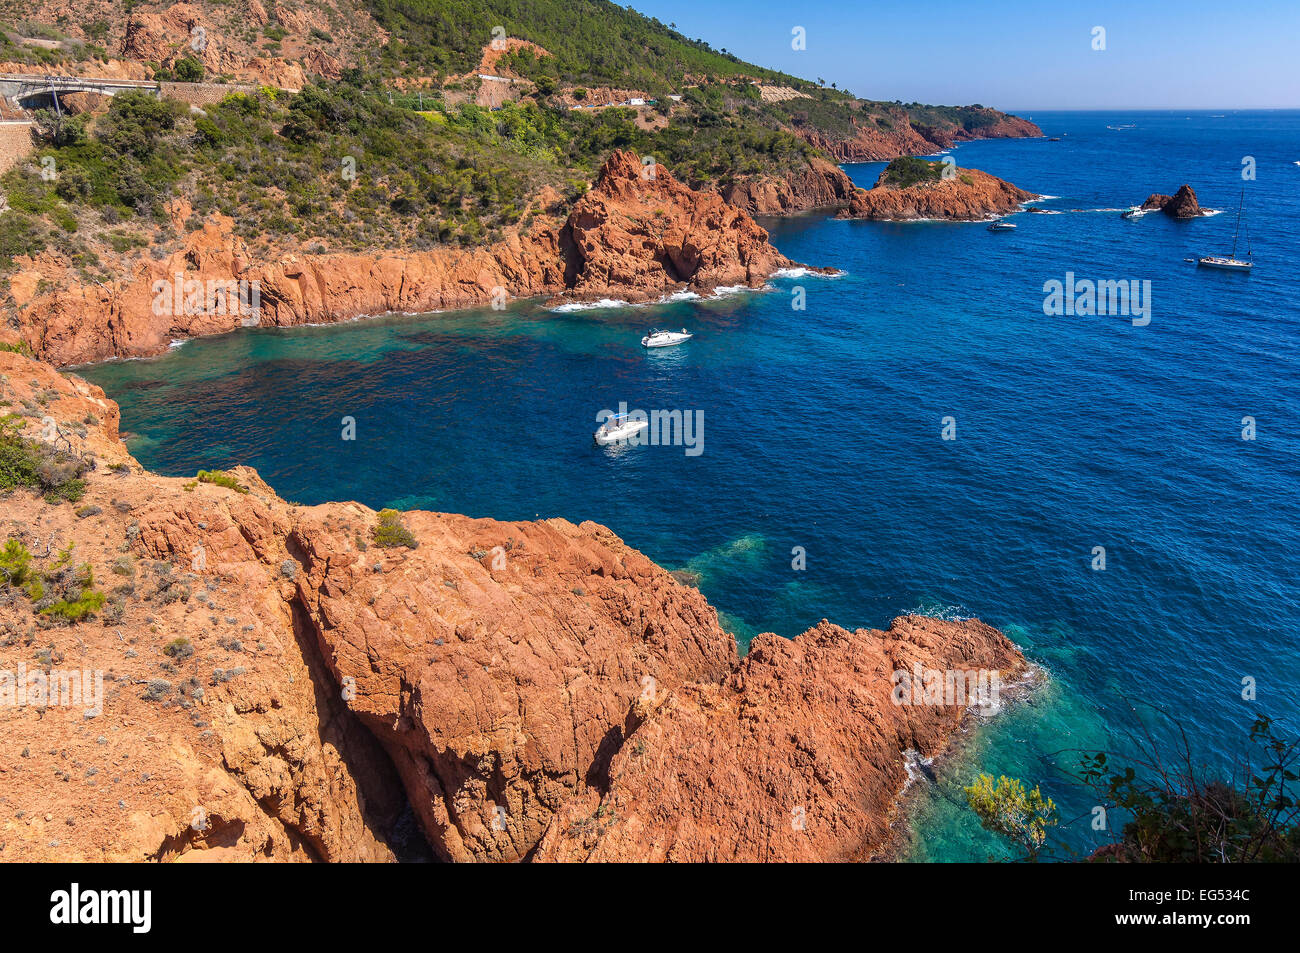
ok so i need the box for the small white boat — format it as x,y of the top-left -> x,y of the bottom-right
641,328 -> 692,348
594,413 -> 648,446
1121,206 -> 1145,219
987,221 -> 1016,232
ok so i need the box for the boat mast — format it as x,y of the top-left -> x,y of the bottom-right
1231,189 -> 1244,258
1243,192 -> 1252,259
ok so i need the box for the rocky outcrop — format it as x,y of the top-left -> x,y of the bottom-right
4,151 -> 798,366
289,509 -> 736,862
0,349 -> 734,861
837,164 -> 1036,222
721,157 -> 857,215
1141,185 -> 1204,218
917,114 -> 1043,150
106,0 -> 373,87
537,618 -> 1025,862
0,350 -> 1027,862
561,151 -> 792,302
793,111 -> 1042,163
799,121 -> 943,163
0,353 -> 407,861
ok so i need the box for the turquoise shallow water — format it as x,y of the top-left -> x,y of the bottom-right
80,111 -> 1300,860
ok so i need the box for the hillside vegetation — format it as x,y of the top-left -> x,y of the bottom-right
1,82 -> 816,279
0,0 -> 1037,286
367,0 -> 788,89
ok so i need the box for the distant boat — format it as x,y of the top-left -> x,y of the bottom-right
1121,206 -> 1146,220
594,413 -> 648,446
641,328 -> 692,348
1197,190 -> 1253,271
987,221 -> 1016,232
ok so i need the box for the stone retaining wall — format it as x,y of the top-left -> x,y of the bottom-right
0,121 -> 34,174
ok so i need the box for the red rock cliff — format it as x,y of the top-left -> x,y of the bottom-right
794,112 -> 1042,163
720,157 -> 858,215
3,151 -> 796,367
535,618 -> 1024,861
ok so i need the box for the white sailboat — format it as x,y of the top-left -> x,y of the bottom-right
1198,191 -> 1253,271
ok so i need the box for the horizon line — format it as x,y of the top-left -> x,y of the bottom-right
1002,106 -> 1300,113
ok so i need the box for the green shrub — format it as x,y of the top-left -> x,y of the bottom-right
193,117 -> 226,147
44,477 -> 86,504
96,91 -> 184,160
163,637 -> 194,660
964,773 -> 1058,861
172,57 -> 205,82
968,715 -> 1300,862
0,211 -> 47,264
1078,715 -> 1300,863
0,413 -> 91,502
0,538 -> 34,589
3,540 -> 107,623
372,508 -> 417,549
196,469 -> 248,493
41,585 -> 106,622
35,545 -> 104,622
879,156 -> 945,189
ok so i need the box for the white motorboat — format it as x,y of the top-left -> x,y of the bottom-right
1121,206 -> 1145,219
987,221 -> 1016,232
641,328 -> 692,348
594,412 -> 648,446
1197,189 -> 1253,272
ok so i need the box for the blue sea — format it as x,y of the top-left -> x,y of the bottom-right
79,111 -> 1300,861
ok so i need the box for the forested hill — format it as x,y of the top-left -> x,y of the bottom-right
365,0 -> 792,90
0,1 -> 1040,282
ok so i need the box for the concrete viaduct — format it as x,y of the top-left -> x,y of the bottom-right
0,73 -> 162,113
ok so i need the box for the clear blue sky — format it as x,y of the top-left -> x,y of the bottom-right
630,0 -> 1300,110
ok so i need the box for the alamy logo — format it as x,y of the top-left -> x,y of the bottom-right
595,402 -> 704,456
1042,272 -> 1152,327
0,664 -> 103,715
151,273 -> 262,325
50,883 -> 151,933
891,663 -> 1001,711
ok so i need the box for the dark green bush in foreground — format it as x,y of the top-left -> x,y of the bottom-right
967,715 -> 1300,862
0,414 -> 91,504
0,539 -> 106,624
